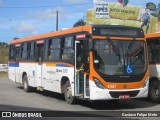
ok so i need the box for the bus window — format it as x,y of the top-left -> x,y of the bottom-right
15,47 -> 21,61
22,43 -> 27,60
30,42 -> 35,60
61,36 -> 74,60
47,39 -> 52,60
47,38 -> 60,61
27,42 -> 31,59
147,38 -> 160,63
9,45 -> 15,60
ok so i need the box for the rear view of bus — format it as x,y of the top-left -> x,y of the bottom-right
146,32 -> 160,103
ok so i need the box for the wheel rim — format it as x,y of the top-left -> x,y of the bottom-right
66,87 -> 72,100
152,82 -> 159,99
155,89 -> 159,98
24,80 -> 27,89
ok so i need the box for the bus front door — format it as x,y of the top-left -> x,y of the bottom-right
75,40 -> 89,98
36,44 -> 44,90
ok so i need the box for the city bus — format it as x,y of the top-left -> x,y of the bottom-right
146,32 -> 160,103
9,25 -> 149,104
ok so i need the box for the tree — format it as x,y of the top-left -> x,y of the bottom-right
73,19 -> 86,27
13,37 -> 19,40
158,3 -> 160,20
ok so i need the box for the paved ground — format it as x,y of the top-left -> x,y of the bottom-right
0,77 -> 159,119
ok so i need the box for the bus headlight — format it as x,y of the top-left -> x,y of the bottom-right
142,77 -> 149,88
93,77 -> 105,89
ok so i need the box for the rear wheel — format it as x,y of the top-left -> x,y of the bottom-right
148,80 -> 160,103
23,75 -> 31,92
64,81 -> 76,104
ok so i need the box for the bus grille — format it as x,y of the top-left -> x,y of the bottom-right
101,74 -> 145,83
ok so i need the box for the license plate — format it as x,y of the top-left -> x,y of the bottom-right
119,94 -> 130,99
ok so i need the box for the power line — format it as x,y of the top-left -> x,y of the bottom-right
0,3 -> 93,9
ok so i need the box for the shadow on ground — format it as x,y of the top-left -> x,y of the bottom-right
17,85 -> 158,110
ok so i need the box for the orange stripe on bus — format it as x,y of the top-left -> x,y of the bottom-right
44,62 -> 74,67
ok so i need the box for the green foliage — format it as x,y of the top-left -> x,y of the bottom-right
0,42 -> 9,64
73,19 -> 86,27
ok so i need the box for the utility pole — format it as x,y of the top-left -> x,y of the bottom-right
56,10 -> 58,31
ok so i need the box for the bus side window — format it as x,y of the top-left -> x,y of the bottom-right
30,42 -> 35,60
27,42 -> 31,59
22,43 -> 27,60
47,39 -> 52,60
15,47 -> 21,61
47,38 -> 61,61
61,36 -> 74,61
9,45 -> 15,61
53,38 -> 61,60
21,44 -> 23,59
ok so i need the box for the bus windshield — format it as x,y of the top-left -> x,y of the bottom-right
93,39 -> 147,76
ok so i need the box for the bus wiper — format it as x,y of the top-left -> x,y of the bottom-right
126,39 -> 136,64
107,38 -> 122,64
107,38 -> 120,56
128,38 -> 136,52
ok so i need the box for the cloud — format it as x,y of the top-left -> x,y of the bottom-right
10,22 -> 38,35
28,7 -> 75,21
65,0 -> 90,4
29,9 -> 55,21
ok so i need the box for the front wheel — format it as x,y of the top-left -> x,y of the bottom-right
148,80 -> 160,103
23,75 -> 31,92
64,81 -> 76,104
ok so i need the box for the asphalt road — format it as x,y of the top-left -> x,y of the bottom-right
0,77 -> 160,119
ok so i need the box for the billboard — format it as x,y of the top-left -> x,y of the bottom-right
86,0 -> 160,33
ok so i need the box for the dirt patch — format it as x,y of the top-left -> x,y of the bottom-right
0,72 -> 8,78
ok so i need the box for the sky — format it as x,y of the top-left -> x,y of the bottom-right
0,0 -> 159,43
0,0 -> 93,43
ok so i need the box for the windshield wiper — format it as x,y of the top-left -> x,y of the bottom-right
107,37 -> 122,65
128,39 -> 136,51
107,37 -> 120,56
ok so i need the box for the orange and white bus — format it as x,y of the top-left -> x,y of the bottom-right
9,25 -> 149,104
146,32 -> 160,103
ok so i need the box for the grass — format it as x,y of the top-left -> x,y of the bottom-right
0,47 -> 8,64
0,45 -> 9,78
0,72 -> 8,78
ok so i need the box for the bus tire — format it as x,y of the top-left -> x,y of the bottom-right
148,80 -> 159,103
64,81 -> 76,104
23,75 -> 31,92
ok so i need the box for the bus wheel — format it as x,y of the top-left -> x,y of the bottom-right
23,75 -> 31,92
148,80 -> 159,103
64,81 -> 76,104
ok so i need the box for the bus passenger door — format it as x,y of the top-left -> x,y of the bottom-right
36,42 -> 44,89
74,40 -> 89,98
